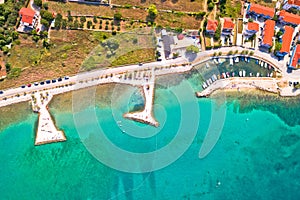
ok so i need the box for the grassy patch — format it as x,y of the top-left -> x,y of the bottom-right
116,7 -> 148,21
112,0 -> 204,12
92,31 -> 111,42
7,68 -> 21,79
248,0 -> 276,7
237,19 -> 243,34
111,48 -> 155,66
1,30 -> 103,89
82,28 -> 156,71
48,1 -> 146,20
48,1 -> 202,30
156,12 -> 201,29
205,36 -> 212,48
48,2 -> 114,16
219,0 -> 242,18
233,23 -> 237,45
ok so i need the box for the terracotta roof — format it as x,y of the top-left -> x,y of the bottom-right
262,20 -> 275,47
288,0 -> 300,6
206,20 -> 218,32
247,22 -> 259,31
291,45 -> 300,68
249,4 -> 275,17
19,7 -> 35,24
280,26 -> 294,53
279,10 -> 300,25
223,18 -> 234,29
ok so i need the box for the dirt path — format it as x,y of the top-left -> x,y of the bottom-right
203,0 -> 207,11
200,0 -> 208,51
213,3 -> 217,19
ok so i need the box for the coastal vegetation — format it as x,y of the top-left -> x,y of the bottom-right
186,45 -> 200,54
111,0 -> 204,12
47,1 -> 202,30
82,30 -> 155,71
146,4 -> 158,23
1,30 -> 106,89
219,0 -> 242,18
0,0 -> 26,55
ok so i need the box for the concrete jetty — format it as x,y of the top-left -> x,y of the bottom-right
196,77 -> 279,97
123,69 -> 159,127
31,92 -> 66,145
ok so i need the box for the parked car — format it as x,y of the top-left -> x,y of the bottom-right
52,79 -> 56,83
46,80 -> 51,84
21,85 -> 25,88
40,81 -> 44,85
0,91 -> 3,94
58,77 -> 62,82
34,82 -> 39,86
64,76 -> 69,80
27,84 -> 31,87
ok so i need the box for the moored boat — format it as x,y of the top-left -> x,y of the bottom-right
226,72 -> 230,78
213,74 -> 218,81
222,73 -> 226,79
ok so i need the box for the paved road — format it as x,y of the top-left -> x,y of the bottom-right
0,57 -> 187,101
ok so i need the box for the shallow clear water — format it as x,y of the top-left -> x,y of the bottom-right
0,72 -> 300,199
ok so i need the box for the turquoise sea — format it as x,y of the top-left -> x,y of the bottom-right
1,66 -> 300,199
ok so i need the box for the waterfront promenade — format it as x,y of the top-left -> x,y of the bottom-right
1,47 -> 300,145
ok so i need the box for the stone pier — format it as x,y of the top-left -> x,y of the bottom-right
31,91 -> 66,145
123,69 -> 159,127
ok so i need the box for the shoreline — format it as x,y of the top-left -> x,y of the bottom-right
196,77 -> 281,98
0,84 -> 299,133
1,47 -> 299,109
0,50 -> 299,134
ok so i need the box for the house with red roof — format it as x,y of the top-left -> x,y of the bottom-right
288,44 -> 300,69
222,18 -> 234,35
247,3 -> 275,19
261,20 -> 275,49
279,10 -> 300,26
244,22 -> 259,36
283,0 -> 300,10
276,26 -> 294,57
19,7 -> 38,29
206,19 -> 218,35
